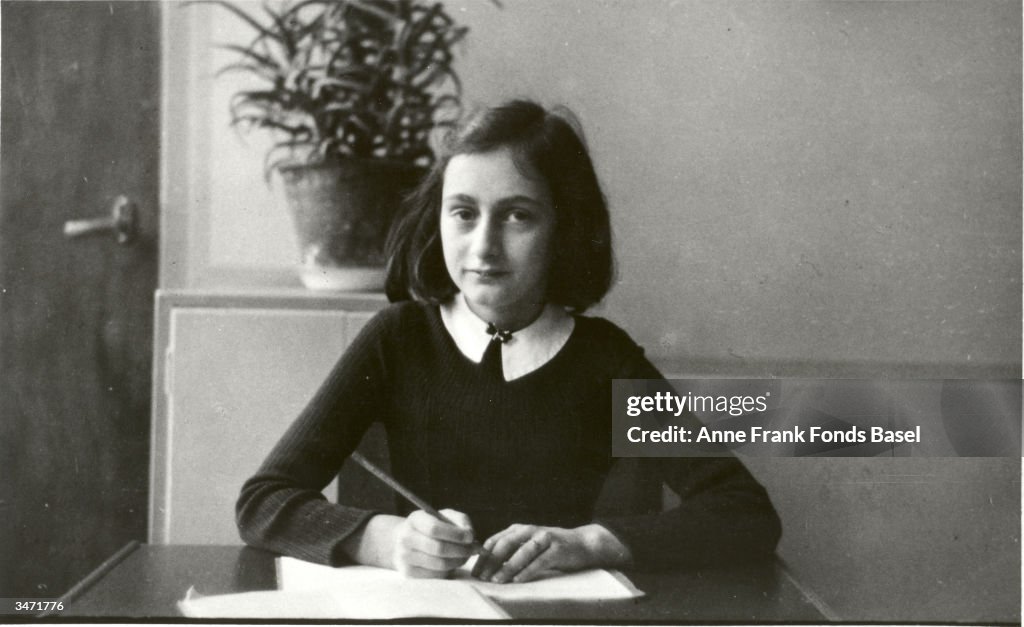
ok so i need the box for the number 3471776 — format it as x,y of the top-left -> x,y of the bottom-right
8,600 -> 64,613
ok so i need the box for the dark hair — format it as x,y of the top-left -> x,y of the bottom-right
385,99 -> 614,313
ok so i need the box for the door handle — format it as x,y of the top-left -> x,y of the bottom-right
63,195 -> 138,245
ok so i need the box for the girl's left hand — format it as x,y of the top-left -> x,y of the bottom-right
471,523 -> 632,583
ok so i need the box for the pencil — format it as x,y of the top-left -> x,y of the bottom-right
348,451 -> 495,559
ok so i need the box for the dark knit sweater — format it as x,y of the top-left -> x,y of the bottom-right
236,301 -> 781,570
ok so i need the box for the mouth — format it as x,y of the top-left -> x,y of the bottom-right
467,269 -> 509,280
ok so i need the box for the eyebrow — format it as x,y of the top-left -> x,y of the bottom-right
441,193 -> 547,208
441,193 -> 476,205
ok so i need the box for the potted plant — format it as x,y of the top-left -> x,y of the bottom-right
198,0 -> 491,290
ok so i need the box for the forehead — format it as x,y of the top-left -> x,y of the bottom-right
442,148 -> 551,202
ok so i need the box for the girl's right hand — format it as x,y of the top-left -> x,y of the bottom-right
392,509 -> 476,578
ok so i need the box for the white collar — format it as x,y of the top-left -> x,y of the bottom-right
440,294 -> 575,381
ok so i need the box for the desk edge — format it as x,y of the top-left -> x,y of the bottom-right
44,541 -> 142,618
776,557 -> 841,622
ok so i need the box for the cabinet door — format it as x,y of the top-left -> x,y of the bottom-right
152,307 -> 380,544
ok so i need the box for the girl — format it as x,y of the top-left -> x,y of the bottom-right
237,100 -> 780,583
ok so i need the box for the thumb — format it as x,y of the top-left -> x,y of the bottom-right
439,508 -> 474,538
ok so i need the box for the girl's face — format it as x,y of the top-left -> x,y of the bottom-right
440,147 -> 556,329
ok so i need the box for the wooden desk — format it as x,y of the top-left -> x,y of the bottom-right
60,543 -> 826,622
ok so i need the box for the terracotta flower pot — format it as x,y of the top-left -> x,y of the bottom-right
279,159 -> 423,291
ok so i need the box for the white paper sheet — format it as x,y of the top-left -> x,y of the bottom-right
277,555 -> 645,603
177,582 -> 510,620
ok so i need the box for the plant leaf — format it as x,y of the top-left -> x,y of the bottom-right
215,43 -> 285,73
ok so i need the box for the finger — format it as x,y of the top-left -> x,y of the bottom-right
396,534 -> 472,574
475,526 -> 534,580
472,544 -> 507,580
408,510 -> 475,544
470,551 -> 487,579
402,545 -> 471,572
440,509 -> 474,536
404,532 -> 476,559
472,527 -> 514,579
491,534 -> 552,584
478,526 -> 546,582
472,527 -> 516,578
511,549 -> 559,583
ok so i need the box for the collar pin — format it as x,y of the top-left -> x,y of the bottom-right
485,323 -> 513,344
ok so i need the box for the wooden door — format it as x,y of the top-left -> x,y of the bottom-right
0,2 -> 160,598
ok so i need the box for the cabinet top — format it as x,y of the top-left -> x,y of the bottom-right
156,288 -> 389,311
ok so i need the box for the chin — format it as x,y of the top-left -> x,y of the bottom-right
462,287 -> 515,312
463,289 -> 504,308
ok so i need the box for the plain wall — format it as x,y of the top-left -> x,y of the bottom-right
159,1 -> 1022,621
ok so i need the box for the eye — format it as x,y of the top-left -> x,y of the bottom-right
505,208 -> 534,223
446,206 -> 476,221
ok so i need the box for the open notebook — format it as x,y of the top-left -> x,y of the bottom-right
279,554 -> 645,603
178,556 -> 643,620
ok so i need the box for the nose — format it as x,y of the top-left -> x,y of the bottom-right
468,215 -> 502,261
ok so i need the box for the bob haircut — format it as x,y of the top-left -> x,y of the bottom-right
385,99 -> 614,313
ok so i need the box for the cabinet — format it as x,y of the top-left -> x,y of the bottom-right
148,290 -> 389,544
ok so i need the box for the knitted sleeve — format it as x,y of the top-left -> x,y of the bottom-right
235,305 -> 398,565
595,351 -> 782,571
